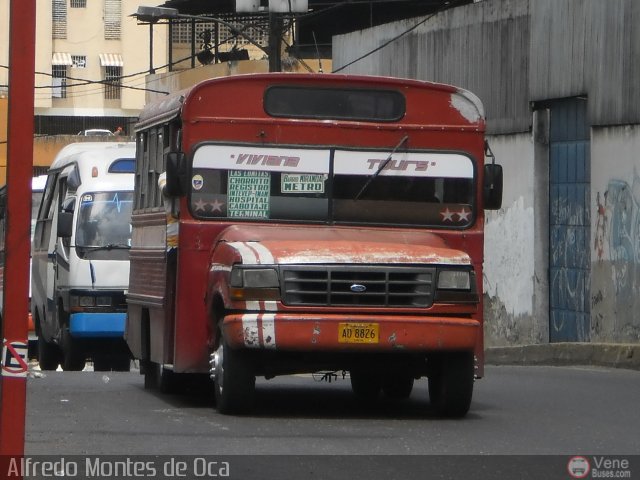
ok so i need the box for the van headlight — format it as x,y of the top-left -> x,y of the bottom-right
229,267 -> 280,301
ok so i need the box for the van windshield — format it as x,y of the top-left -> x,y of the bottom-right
75,191 -> 133,260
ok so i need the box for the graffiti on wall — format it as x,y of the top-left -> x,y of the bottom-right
595,171 -> 640,295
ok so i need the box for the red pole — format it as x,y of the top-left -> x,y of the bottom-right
0,0 -> 37,466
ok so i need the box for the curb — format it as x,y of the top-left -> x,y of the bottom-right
485,343 -> 640,371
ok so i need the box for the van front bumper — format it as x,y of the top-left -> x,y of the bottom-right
69,312 -> 127,338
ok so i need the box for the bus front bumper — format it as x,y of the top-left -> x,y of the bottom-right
222,313 -> 479,352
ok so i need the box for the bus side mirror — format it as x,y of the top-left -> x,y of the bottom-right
483,163 -> 503,210
165,152 -> 187,197
57,211 -> 74,238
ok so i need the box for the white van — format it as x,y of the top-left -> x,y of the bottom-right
31,142 -> 135,371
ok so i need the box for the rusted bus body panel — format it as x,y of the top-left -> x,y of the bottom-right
222,314 -> 479,353
127,210 -> 174,364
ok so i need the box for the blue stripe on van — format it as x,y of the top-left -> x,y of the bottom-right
69,312 -> 126,338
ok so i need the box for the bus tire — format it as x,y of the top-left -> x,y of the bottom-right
37,335 -> 60,371
213,336 -> 255,415
350,370 -> 382,400
428,351 -> 474,418
61,328 -> 85,372
382,374 -> 414,400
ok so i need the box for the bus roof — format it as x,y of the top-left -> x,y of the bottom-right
50,142 -> 135,171
135,73 -> 485,132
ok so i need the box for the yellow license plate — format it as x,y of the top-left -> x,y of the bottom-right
338,322 -> 379,344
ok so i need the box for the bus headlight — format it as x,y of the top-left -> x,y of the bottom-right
437,269 -> 471,290
434,268 -> 478,304
229,267 -> 280,301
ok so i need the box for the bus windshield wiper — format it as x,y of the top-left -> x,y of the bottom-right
76,243 -> 131,251
354,135 -> 409,201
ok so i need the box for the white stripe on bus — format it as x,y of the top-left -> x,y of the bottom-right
262,314 -> 276,349
242,314 -> 260,348
228,241 -> 258,265
246,241 -> 275,265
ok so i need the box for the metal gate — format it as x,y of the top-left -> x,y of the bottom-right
549,98 -> 591,342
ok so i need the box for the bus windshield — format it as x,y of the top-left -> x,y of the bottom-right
75,191 -> 133,259
190,144 -> 475,228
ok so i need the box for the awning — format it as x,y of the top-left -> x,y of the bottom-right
51,52 -> 73,66
99,53 -> 123,67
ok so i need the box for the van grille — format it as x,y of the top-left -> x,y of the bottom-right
281,266 -> 435,308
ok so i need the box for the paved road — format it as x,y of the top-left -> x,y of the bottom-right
15,364 -> 640,479
24,364 -> 640,456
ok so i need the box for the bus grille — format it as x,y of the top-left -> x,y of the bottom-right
281,266 -> 435,308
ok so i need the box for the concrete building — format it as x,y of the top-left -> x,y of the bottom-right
332,0 -> 640,348
0,0 -> 168,183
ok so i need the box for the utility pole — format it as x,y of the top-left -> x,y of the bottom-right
268,12 -> 283,72
0,0 -> 36,468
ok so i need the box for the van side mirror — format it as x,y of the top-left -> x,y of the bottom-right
165,152 -> 187,197
483,163 -> 503,210
57,211 -> 74,238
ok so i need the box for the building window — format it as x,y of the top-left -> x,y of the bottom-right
71,55 -> 87,69
104,0 -> 122,40
104,66 -> 122,100
170,15 -> 268,48
52,0 -> 67,39
52,65 -> 67,99
70,0 -> 87,7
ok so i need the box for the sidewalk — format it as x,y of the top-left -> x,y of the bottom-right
485,343 -> 640,370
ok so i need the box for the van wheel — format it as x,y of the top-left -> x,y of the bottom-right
37,335 -> 60,371
350,370 -> 382,400
428,352 -> 474,418
111,354 -> 131,372
61,328 -> 85,371
95,353 -> 131,372
212,335 -> 255,414
382,374 -> 414,399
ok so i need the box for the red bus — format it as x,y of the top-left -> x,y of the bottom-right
126,73 -> 502,417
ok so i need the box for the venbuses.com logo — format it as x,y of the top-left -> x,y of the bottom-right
568,456 -> 591,479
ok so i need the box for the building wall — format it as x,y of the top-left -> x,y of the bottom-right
0,0 -> 165,183
591,126 -> 640,342
529,0 -> 640,126
333,0 -> 532,135
332,0 -> 640,346
33,0 -> 167,117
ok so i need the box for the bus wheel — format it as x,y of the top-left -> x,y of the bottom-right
428,352 -> 474,418
211,336 -> 255,414
37,335 -> 60,371
350,369 -> 382,400
382,374 -> 414,400
61,329 -> 85,371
